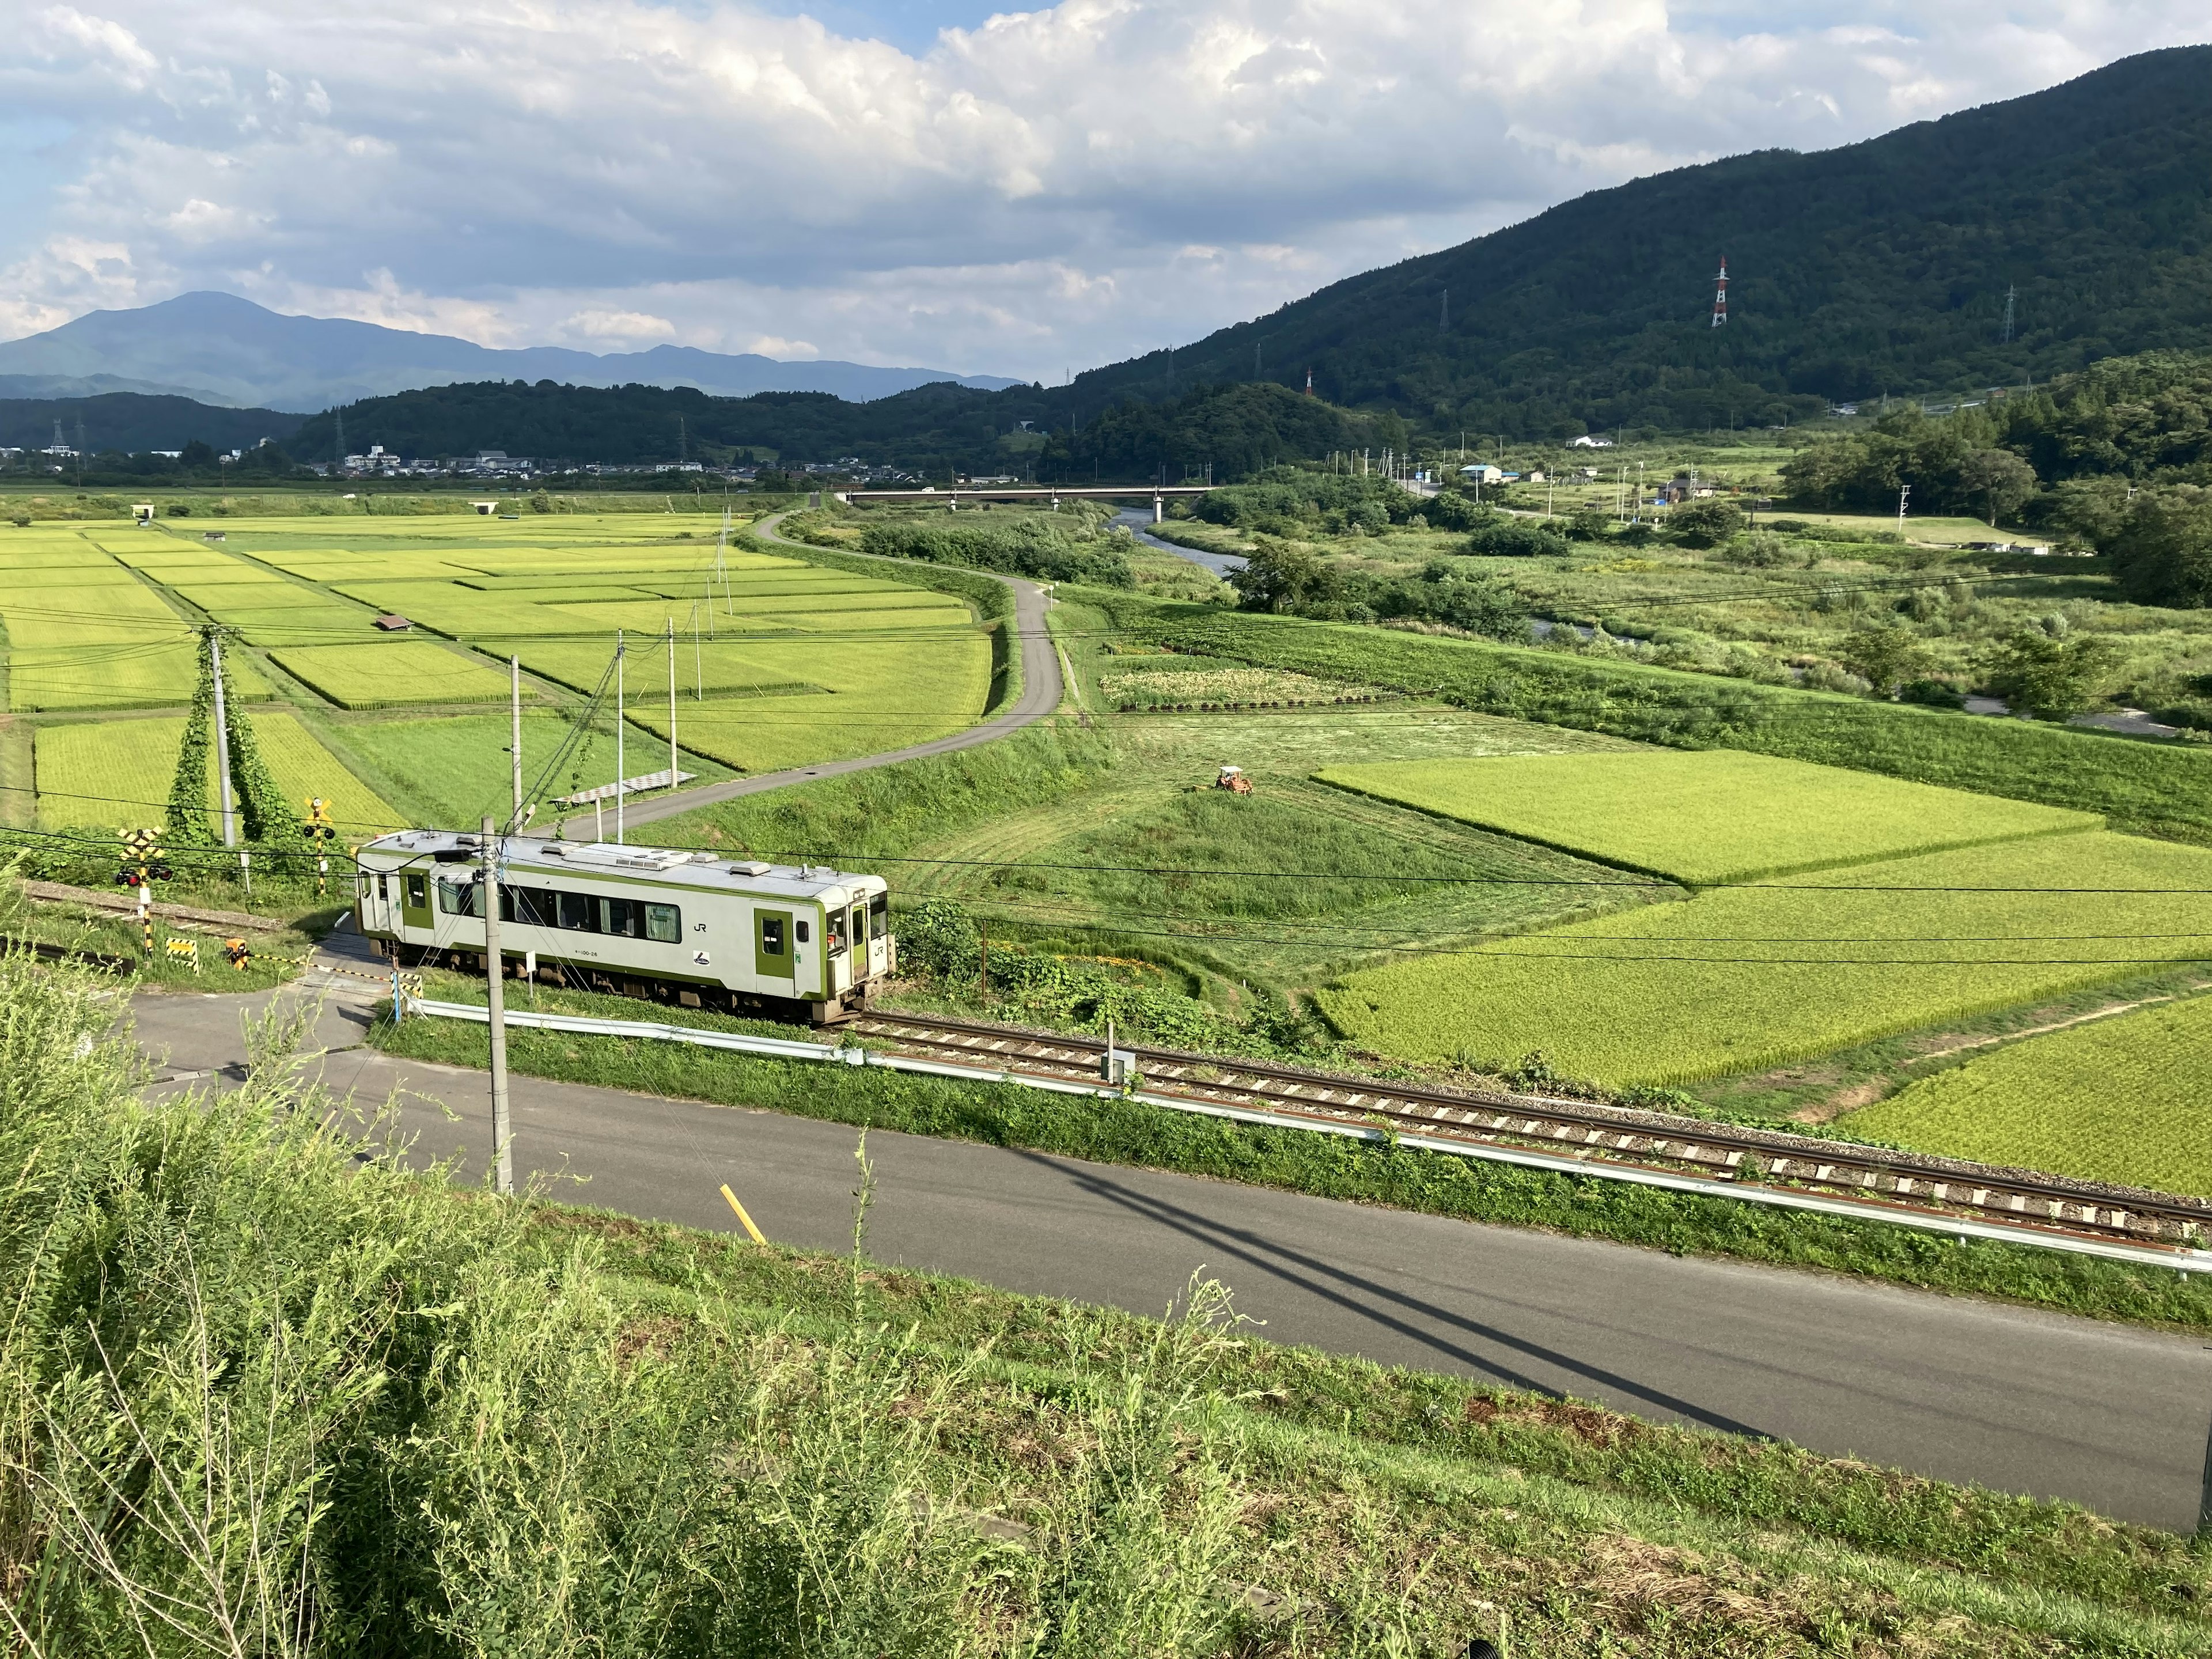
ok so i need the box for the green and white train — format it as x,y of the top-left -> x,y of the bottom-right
354,830 -> 893,1021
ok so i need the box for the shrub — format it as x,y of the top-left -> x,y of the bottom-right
1463,516 -> 1570,558
859,518 -> 1135,588
1666,499 -> 1744,547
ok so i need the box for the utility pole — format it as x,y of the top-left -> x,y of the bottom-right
208,630 -> 245,891
613,631 -> 626,844
666,617 -> 677,795
480,814 -> 513,1196
509,655 -> 522,823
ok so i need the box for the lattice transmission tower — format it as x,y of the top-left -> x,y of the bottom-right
1710,256 -> 1729,328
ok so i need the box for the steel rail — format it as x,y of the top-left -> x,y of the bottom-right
841,1010 -> 2212,1256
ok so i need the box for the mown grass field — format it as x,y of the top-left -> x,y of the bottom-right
35,710 -> 401,833
1317,831 -> 2212,1087
1842,993 -> 2212,1195
1319,749 -> 2099,884
270,641 -> 520,707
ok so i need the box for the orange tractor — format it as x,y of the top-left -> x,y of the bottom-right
1214,764 -> 1253,796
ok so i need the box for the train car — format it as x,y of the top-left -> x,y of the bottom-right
354,830 -> 892,1022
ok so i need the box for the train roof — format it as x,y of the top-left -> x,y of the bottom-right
358,829 -> 884,901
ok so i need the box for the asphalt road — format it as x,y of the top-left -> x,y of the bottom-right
131,964 -> 2212,1533
572,512 -> 1062,834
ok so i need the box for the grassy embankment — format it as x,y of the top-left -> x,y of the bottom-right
12,949 -> 2211,1656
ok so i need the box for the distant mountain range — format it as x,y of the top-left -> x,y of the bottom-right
0,292 -> 1024,412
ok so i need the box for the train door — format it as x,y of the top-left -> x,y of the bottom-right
755,908 -> 794,983
358,869 -> 396,933
400,872 -> 432,933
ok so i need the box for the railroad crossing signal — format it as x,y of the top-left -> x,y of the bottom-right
119,829 -> 161,955
304,797 -> 334,895
223,937 -> 252,971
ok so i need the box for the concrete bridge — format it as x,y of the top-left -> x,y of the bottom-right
834,484 -> 1213,522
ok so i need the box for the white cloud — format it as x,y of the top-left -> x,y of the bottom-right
0,0 -> 2203,376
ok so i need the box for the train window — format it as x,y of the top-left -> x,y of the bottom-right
435,878 -> 481,918
869,892 -> 888,934
501,885 -> 554,928
375,874 -> 388,899
406,874 -> 427,908
760,915 -> 785,956
796,919 -> 810,945
850,904 -> 866,945
645,903 -> 681,944
599,897 -> 640,938
827,910 -> 846,955
556,891 -> 594,931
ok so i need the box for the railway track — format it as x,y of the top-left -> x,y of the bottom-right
9,937 -> 137,975
843,1009 -> 2212,1259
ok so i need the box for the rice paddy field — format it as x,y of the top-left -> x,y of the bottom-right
34,709 -> 401,834
1839,993 -> 2212,1196
1316,750 -> 2099,884
270,642 -> 520,708
5,512 -> 995,832
1317,830 -> 2212,1086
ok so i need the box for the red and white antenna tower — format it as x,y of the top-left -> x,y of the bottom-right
1303,368 -> 1314,396
1710,256 -> 1729,328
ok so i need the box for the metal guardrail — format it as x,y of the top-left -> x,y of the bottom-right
404,998 -> 2212,1272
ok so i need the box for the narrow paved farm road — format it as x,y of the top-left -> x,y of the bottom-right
132,955 -> 2212,1535
585,512 -> 1062,833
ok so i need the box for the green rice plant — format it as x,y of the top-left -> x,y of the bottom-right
7,639 -> 270,713
222,609 -> 384,646
0,566 -> 146,587
516,637 -> 818,697
1319,750 -> 2099,884
1843,993 -> 2212,1195
1317,831 -> 2212,1086
1,582 -> 187,646
36,709 -> 400,832
625,632 -> 992,775
269,642 -> 520,708
333,710 -> 584,826
326,583 -> 582,635
170,579 -> 332,613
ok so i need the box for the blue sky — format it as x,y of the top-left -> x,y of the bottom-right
2,1 -> 2204,377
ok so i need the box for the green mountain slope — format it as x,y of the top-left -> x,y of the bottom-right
285,45 -> 2212,471
1068,44 -> 2212,435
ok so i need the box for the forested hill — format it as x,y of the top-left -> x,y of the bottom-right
288,378 -> 1376,482
1067,45 -> 2212,437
